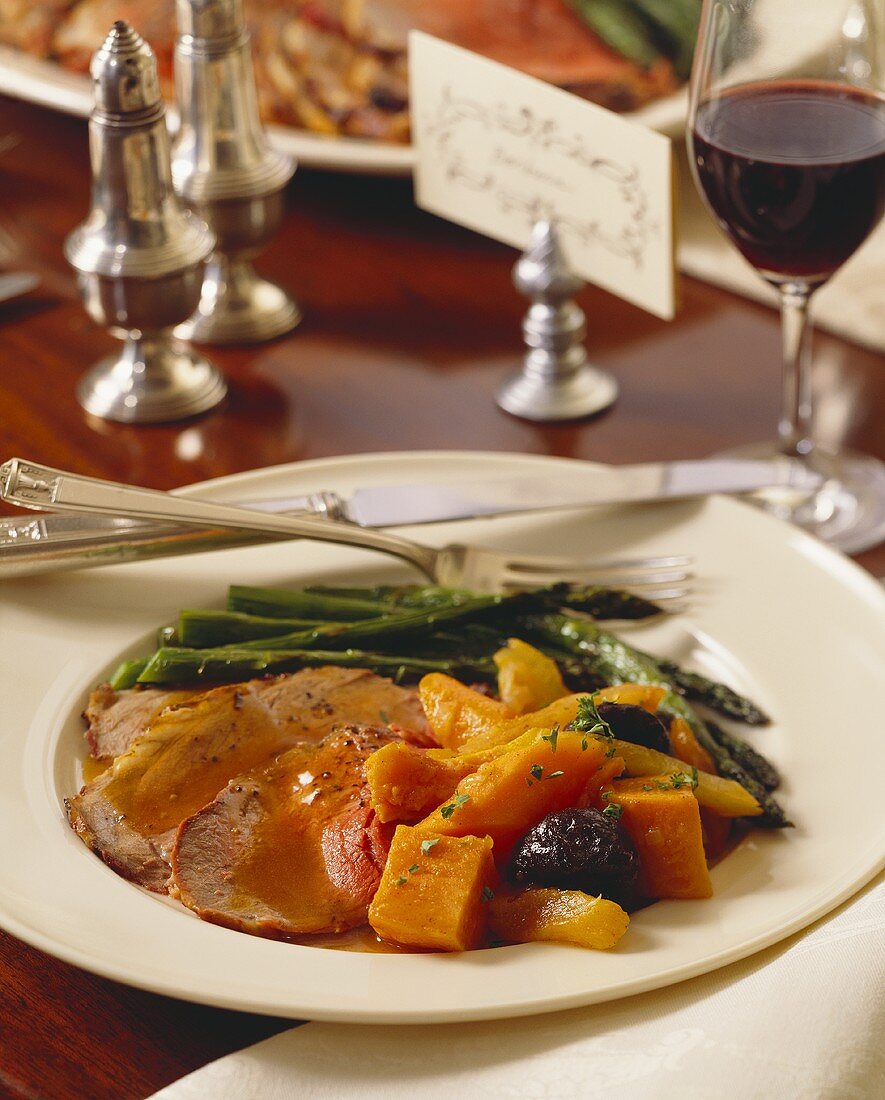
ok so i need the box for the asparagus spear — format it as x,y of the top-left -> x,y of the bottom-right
627,0 -> 700,78
305,584 -> 474,609
227,584 -> 397,620
705,719 -> 781,792
289,582 -> 663,622
178,609 -> 342,648
227,592 -> 522,653
109,658 -> 150,690
525,612 -> 791,827
656,660 -> 770,726
565,0 -> 663,68
136,645 -> 495,687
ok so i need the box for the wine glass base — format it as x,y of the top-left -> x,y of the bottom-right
714,443 -> 885,554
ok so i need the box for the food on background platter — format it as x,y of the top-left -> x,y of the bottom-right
0,0 -> 698,142
67,581 -> 788,954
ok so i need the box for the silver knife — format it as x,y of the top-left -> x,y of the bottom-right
0,458 -> 818,578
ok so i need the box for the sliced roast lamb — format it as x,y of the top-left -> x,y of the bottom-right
172,726 -> 393,939
68,667 -> 428,891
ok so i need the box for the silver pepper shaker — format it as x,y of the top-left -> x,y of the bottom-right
172,0 -> 300,344
497,222 -> 619,422
65,22 -> 226,423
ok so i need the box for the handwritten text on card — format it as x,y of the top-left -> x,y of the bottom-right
410,33 -> 676,320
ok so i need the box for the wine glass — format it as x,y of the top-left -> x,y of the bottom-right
687,0 -> 885,552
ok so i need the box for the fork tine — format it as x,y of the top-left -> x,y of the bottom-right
502,565 -> 693,587
504,554 -> 692,574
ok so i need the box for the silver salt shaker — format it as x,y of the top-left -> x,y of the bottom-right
172,0 -> 300,344
497,221 -> 618,422
65,22 -> 226,423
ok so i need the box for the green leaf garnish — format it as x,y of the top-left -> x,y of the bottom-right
541,726 -> 560,753
420,837 -> 440,854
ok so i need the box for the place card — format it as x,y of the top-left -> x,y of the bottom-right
410,32 -> 676,320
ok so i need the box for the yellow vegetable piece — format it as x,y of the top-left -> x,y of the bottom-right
668,716 -> 716,773
429,724 -> 759,819
450,682 -> 667,754
612,741 -> 761,817
493,638 -> 568,714
416,729 -> 623,852
418,673 -> 514,750
366,741 -> 475,824
489,889 -> 629,950
368,827 -> 495,952
602,779 -> 713,899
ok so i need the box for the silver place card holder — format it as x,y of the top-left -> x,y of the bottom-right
65,22 -> 226,424
497,221 -> 619,422
172,0 -> 300,345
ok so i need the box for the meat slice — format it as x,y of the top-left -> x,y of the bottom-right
172,727 -> 393,938
83,664 -> 431,760
84,683 -> 198,759
68,667 -> 428,891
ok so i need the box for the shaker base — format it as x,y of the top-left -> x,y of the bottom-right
496,363 -> 619,422
176,259 -> 302,346
77,338 -> 227,423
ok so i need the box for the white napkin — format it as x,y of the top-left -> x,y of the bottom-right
677,144 -> 885,355
152,873 -> 883,1100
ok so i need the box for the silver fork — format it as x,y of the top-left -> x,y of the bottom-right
0,459 -> 692,601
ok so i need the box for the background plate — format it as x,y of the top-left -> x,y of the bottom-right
0,48 -> 685,176
1,451 -> 883,1023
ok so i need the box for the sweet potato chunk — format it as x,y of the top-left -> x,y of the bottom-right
489,889 -> 629,949
419,673 -> 514,750
368,827 -> 495,951
416,730 -> 624,853
602,778 -> 713,899
366,741 -> 475,824
493,638 -> 568,714
441,681 -> 667,754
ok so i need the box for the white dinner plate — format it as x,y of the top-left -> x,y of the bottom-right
0,47 -> 686,175
1,451 -> 883,1023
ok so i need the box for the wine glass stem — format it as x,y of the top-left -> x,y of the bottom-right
778,284 -> 815,459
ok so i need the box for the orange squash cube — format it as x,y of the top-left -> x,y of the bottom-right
366,741 -> 474,824
419,673 -> 514,750
416,730 -> 623,853
601,777 -> 713,899
368,826 -> 495,951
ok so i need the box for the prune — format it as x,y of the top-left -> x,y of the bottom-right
598,702 -> 670,753
510,808 -> 638,899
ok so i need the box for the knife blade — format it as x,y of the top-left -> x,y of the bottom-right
0,458 -> 818,578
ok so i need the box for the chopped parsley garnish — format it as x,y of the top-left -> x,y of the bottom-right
420,837 -> 440,854
408,864 -> 420,874
395,876 -> 408,887
440,793 -> 471,818
602,802 -> 624,821
541,726 -> 559,753
530,764 -> 544,781
571,695 -> 614,741
481,886 -> 495,903
546,770 -> 565,780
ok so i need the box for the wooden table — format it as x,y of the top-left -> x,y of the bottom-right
1,94 -> 883,1100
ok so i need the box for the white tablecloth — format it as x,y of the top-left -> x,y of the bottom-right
152,872 -> 884,1100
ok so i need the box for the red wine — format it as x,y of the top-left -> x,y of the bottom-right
691,81 -> 885,283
